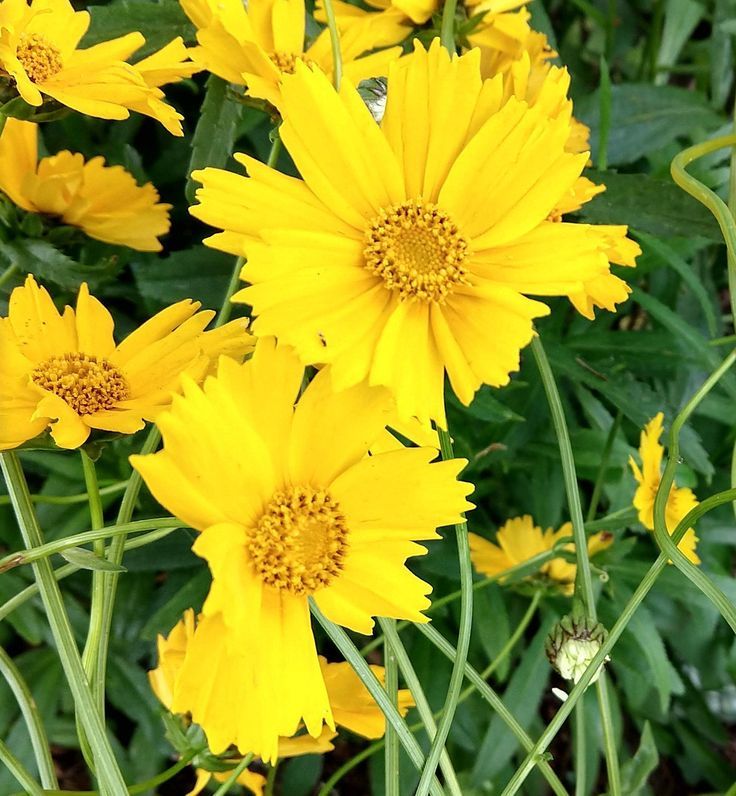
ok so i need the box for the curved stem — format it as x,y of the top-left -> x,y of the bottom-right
0,736 -> 43,796
0,262 -> 20,288
652,349 -> 736,633
211,755 -> 254,796
0,452 -> 128,795
0,481 -> 129,507
309,601 -> 445,796
0,518 -> 182,571
414,426 -> 473,796
0,645 -> 57,788
378,618 -> 462,796
321,0 -> 343,89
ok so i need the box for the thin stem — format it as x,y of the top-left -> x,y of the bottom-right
321,0 -> 343,88
0,736 -> 43,795
587,411 -> 622,522
416,623 -> 568,796
383,621 -> 400,796
0,526 -> 176,623
128,752 -> 201,795
264,761 -> 278,796
574,700 -> 586,796
318,741 -> 379,796
414,426 -> 473,796
0,481 -> 129,507
0,262 -> 19,288
0,452 -> 128,794
652,349 -> 736,633
309,601 -> 445,796
0,518 -> 182,571
215,257 -> 245,328
379,618 -> 462,796
0,645 -> 57,788
211,755 -> 254,796
440,0 -> 458,52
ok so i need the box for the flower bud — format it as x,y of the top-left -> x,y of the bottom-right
545,615 -> 609,685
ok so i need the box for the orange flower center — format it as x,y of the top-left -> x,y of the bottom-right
247,486 -> 349,595
31,353 -> 129,415
269,51 -> 299,74
364,199 -> 470,302
16,33 -> 63,83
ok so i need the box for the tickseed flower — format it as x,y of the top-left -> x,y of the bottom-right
191,40 -> 638,426
629,412 -> 700,564
469,515 -> 612,594
178,0 -> 402,109
132,37 -> 200,88
0,275 -> 252,450
132,339 -> 470,761
150,610 -> 415,795
0,0 -> 185,134
546,615 -> 609,684
0,119 -> 171,251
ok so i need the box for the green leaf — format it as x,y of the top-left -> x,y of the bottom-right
132,245 -> 238,310
655,0 -> 704,85
619,721 -> 659,795
60,547 -> 127,572
185,75 -> 244,204
140,568 -> 211,639
578,171 -> 723,241
84,0 -> 195,59
451,385 -> 523,424
0,238 -> 117,291
576,84 -> 723,165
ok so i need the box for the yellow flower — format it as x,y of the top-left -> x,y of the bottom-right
469,515 -> 612,594
149,610 -> 416,783
191,40 -> 638,426
629,412 -> 700,564
0,275 -> 252,450
132,37 -> 200,88
179,0 -> 401,108
133,339 -> 469,761
0,0 -> 184,134
0,119 -> 171,251
465,3 -> 540,78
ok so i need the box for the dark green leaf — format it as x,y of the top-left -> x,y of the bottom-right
60,547 -> 127,572
619,721 -> 659,795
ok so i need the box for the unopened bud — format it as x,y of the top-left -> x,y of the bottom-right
545,615 -> 609,685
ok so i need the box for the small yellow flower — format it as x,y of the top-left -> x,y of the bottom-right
149,609 -> 415,789
0,119 -> 171,251
0,275 -> 252,450
179,0 -> 401,108
0,0 -> 184,134
191,40 -> 638,426
133,339 -> 469,761
469,515 -> 612,594
629,412 -> 700,564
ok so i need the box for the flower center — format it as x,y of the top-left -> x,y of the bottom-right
247,486 -> 349,595
269,51 -> 299,74
15,33 -> 63,83
364,199 -> 470,302
31,353 -> 129,415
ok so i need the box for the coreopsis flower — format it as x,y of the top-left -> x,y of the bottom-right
0,119 -> 170,251
132,37 -> 200,88
178,0 -> 401,109
0,276 -> 252,450
0,0 -> 184,134
629,412 -> 700,564
132,339 -> 470,760
468,515 -> 612,594
191,40 -> 638,426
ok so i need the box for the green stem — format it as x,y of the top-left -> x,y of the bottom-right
0,481 -> 129,507
0,452 -> 128,794
0,518 -> 182,571
321,0 -> 343,88
211,755 -> 254,796
0,645 -> 57,788
440,0 -> 458,52
309,601 -> 444,796
378,618 -> 462,796
383,620 -> 400,796
0,262 -> 19,288
574,700 -> 586,796
652,349 -> 736,633
215,257 -> 245,328
416,623 -> 568,796
317,740 -> 379,796
587,411 -> 622,522
0,526 -> 176,623
264,760 -> 278,796
531,336 -> 620,792
414,426 -> 473,796
0,736 -> 43,795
